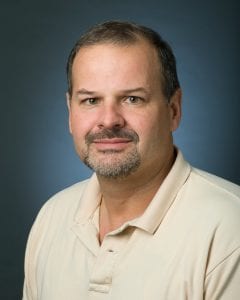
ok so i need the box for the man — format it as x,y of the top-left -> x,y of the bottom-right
23,21 -> 240,299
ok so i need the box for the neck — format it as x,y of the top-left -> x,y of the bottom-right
97,147 -> 176,243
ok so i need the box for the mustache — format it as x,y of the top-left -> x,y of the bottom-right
85,128 -> 139,144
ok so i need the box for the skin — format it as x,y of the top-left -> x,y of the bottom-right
67,39 -> 182,243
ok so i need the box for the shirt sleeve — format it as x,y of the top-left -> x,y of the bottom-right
22,201 -> 51,300
22,280 -> 31,300
204,247 -> 240,299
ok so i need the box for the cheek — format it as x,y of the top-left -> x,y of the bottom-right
69,112 -> 92,138
136,112 -> 171,146
69,114 -> 90,158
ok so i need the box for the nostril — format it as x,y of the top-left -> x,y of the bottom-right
113,123 -> 122,128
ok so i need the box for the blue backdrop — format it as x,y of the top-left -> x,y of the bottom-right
0,1 -> 239,298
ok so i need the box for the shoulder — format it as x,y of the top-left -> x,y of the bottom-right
29,178 -> 91,239
178,166 -> 240,246
185,167 -> 240,248
192,168 -> 240,198
44,179 -> 90,211
23,178 -> 91,298
25,178 -> 91,261
187,167 -> 240,210
188,167 -> 240,221
177,167 -> 240,273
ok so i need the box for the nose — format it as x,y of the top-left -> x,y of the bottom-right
97,102 -> 125,129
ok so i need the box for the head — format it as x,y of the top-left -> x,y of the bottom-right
66,21 -> 181,179
67,20 -> 180,102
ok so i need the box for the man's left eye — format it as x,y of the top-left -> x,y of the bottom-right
125,96 -> 142,104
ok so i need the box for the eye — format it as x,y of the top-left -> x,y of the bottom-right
125,96 -> 142,104
82,98 -> 99,105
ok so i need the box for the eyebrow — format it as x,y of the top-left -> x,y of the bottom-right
76,87 -> 149,95
120,87 -> 149,94
76,88 -> 96,95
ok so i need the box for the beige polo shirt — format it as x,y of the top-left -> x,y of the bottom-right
23,151 -> 240,300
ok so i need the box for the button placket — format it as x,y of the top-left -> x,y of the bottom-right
89,237 -> 118,293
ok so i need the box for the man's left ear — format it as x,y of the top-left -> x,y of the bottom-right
169,88 -> 182,132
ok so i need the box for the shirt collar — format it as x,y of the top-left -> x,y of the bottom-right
74,173 -> 101,225
74,150 -> 191,234
129,150 -> 191,233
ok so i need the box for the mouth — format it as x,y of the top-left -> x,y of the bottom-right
85,128 -> 139,152
92,138 -> 132,151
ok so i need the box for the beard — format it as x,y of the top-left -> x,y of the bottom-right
82,128 -> 141,178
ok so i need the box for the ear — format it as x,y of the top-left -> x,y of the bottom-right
66,92 -> 73,134
169,88 -> 182,132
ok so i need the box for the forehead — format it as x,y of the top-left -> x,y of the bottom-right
73,40 -> 159,66
71,41 -> 161,89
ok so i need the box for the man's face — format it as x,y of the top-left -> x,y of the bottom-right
67,40 -> 181,179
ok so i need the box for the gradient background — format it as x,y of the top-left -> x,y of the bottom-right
1,0 -> 239,298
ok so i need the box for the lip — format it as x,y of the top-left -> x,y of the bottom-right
93,138 -> 132,150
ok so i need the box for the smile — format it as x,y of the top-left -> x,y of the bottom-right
92,138 -> 132,151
